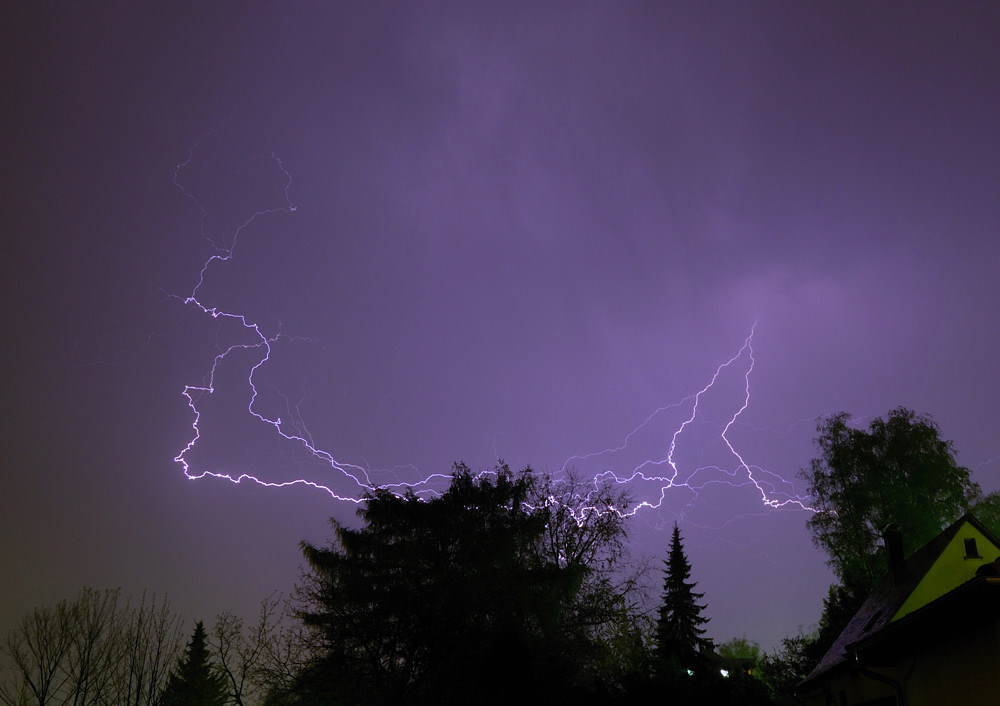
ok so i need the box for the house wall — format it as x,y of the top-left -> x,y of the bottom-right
800,666 -> 895,706
893,521 -> 999,620
900,622 -> 1000,706
801,619 -> 1000,706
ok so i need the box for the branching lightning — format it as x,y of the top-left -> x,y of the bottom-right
169,141 -> 814,519
561,326 -> 815,519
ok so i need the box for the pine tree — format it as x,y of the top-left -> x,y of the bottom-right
159,620 -> 228,706
655,523 -> 710,673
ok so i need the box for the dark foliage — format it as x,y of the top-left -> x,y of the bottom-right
159,621 -> 228,706
971,490 -> 1000,537
763,407 -> 980,701
810,581 -> 866,663
800,407 -> 978,592
283,464 -> 640,705
654,523 -> 711,674
630,526 -> 772,705
755,581 -> 867,704
757,633 -> 820,705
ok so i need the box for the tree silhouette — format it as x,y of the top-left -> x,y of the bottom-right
159,621 -> 227,706
655,523 -> 710,674
0,588 -> 183,706
793,408 -> 979,677
284,464 -> 640,705
801,407 -> 978,592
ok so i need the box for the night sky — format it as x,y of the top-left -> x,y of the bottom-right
3,2 -> 1000,652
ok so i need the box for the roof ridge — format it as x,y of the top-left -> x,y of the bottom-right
800,514 -> 980,686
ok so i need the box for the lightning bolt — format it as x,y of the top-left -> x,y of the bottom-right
168,138 -> 814,520
169,140 -> 454,503
559,326 -> 815,521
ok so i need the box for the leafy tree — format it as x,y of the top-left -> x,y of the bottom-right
531,469 -> 651,688
785,407 -> 980,686
159,621 -> 227,706
971,490 -> 1000,538
758,582 -> 869,704
756,632 -> 818,705
811,581 -> 868,663
284,463 -> 641,705
716,636 -> 762,664
654,523 -> 710,675
713,636 -> 774,706
800,407 -> 979,592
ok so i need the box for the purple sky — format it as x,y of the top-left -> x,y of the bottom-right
3,2 -> 1000,651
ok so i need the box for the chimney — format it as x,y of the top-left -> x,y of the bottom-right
883,524 -> 906,583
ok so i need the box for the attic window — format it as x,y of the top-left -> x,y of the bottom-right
965,538 -> 981,559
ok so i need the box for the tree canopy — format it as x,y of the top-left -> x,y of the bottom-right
971,490 -> 1000,537
800,407 -> 979,592
717,636 -> 762,663
284,463 -> 642,705
766,407 -> 985,702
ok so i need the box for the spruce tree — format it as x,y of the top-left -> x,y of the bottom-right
655,523 -> 710,673
159,620 -> 228,706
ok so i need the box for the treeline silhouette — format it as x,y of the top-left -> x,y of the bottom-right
1,465 -> 777,705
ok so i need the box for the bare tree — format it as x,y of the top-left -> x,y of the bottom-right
211,595 -> 313,706
64,588 -> 122,705
113,593 -> 184,706
0,600 -> 75,705
211,597 -> 275,706
0,590 -> 183,706
254,601 -> 314,705
0,672 -> 30,706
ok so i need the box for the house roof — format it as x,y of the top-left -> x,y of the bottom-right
847,573 -> 1000,665
799,514 -> 1000,688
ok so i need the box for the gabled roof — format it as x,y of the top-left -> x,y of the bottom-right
847,573 -> 1000,665
800,514 -> 1000,688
